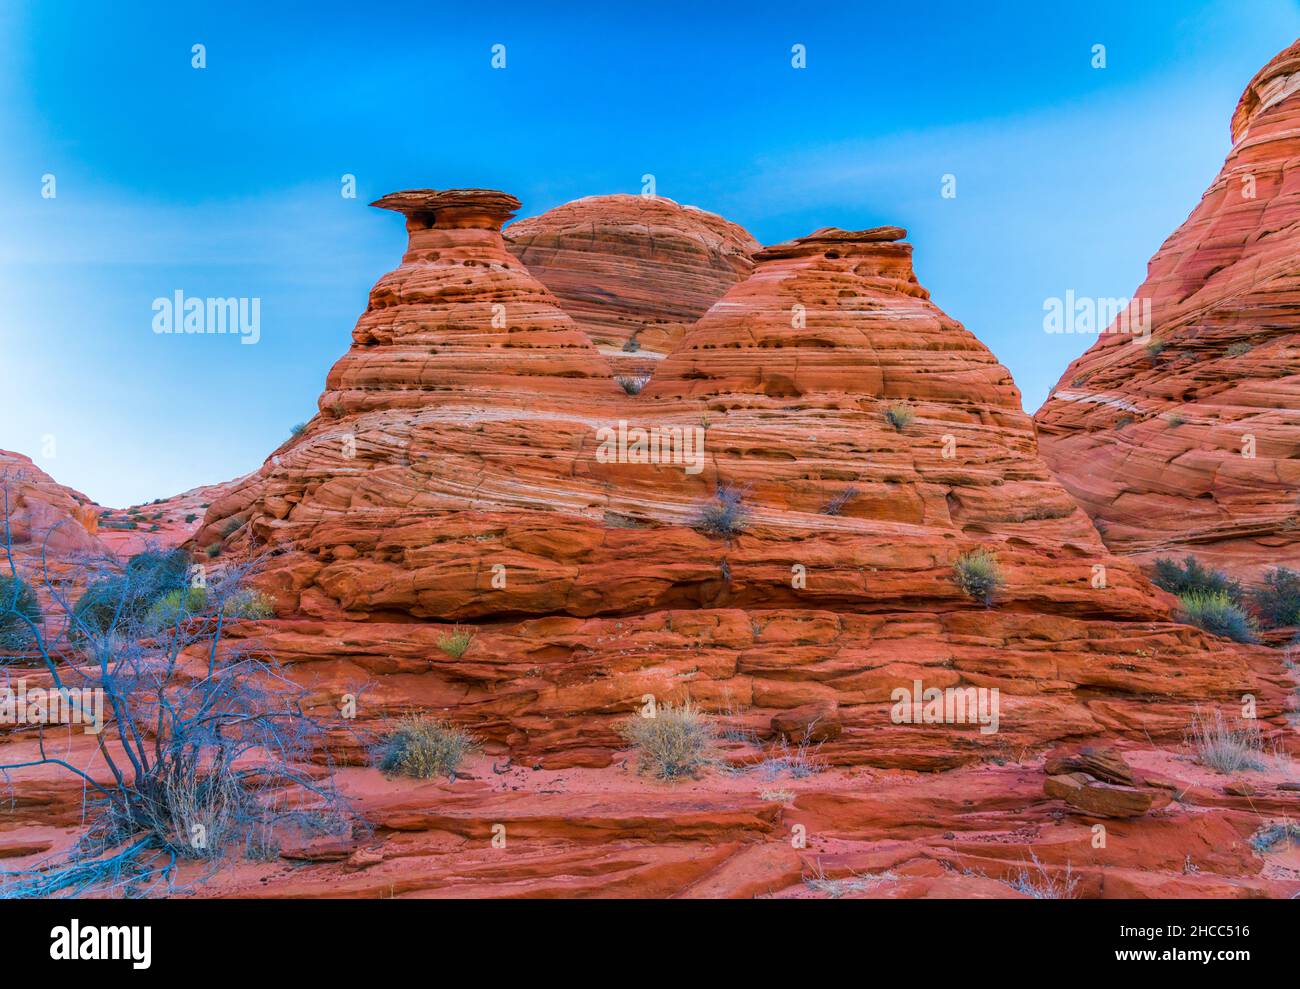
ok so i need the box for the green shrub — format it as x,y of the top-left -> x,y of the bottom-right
1226,342 -> 1252,358
225,589 -> 275,620
290,422 -> 308,437
1251,567 -> 1300,628
145,585 -> 274,632
0,574 -> 42,652
954,548 -> 1002,605
73,549 -> 191,635
1145,340 -> 1167,360
376,715 -> 477,779
1152,555 -> 1243,603
184,514 -> 198,523
621,699 -> 717,780
694,483 -> 750,539
145,587 -> 209,630
205,544 -> 221,559
884,403 -> 914,432
1177,590 -> 1256,643
437,626 -> 472,658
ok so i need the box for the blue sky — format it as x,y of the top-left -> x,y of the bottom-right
2,0 -> 1298,507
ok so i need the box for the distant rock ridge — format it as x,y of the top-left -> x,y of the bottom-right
505,193 -> 759,373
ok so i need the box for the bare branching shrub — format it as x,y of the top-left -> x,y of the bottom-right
437,626 -> 472,658
0,479 -> 352,897
616,373 -> 651,396
752,727 -> 826,781
621,699 -> 717,780
954,548 -> 1002,606
819,486 -> 859,517
1187,707 -> 1267,774
376,715 -> 477,780
884,403 -> 914,432
693,483 -> 750,540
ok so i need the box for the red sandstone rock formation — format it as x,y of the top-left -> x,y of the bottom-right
8,155 -> 1298,897
504,194 -> 759,374
195,196 -> 1289,784
0,449 -> 103,564
1035,39 -> 1300,582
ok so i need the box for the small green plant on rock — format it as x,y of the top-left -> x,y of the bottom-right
437,626 -> 473,658
954,548 -> 1003,606
884,403 -> 914,432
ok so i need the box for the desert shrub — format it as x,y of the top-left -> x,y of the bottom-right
376,716 -> 477,780
954,548 -> 1002,605
1008,851 -> 1079,899
622,336 -> 641,353
205,543 -> 221,558
184,513 -> 198,523
1251,567 -> 1300,628
143,586 -> 273,631
1187,708 -> 1267,774
0,517 -> 349,895
621,699 -> 717,780
1177,590 -> 1256,643
819,486 -> 859,517
753,729 -> 826,781
290,422 -> 308,437
1226,342 -> 1252,358
437,626 -> 472,658
1145,340 -> 1167,360
226,589 -> 275,620
616,373 -> 651,395
1166,413 -> 1185,427
72,548 -> 190,636
0,574 -> 42,653
145,587 -> 209,630
694,483 -> 750,539
1250,821 -> 1300,852
1152,555 -> 1243,603
884,403 -> 913,432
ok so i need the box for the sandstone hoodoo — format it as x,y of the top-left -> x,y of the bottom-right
195,197 -> 1286,781
504,194 -> 760,374
1035,38 -> 1300,585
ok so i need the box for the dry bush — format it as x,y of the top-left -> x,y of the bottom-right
621,699 -> 717,780
1187,707 -> 1267,774
376,715 -> 477,780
